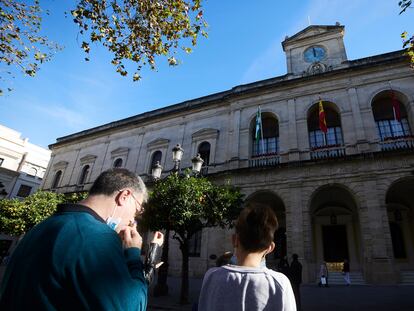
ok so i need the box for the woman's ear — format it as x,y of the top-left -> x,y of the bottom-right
266,242 -> 275,255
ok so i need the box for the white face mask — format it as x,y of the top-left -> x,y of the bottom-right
106,204 -> 123,231
106,216 -> 121,231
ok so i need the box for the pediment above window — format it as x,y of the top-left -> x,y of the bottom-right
111,147 -> 129,158
80,154 -> 97,165
192,128 -> 219,141
147,138 -> 170,150
53,161 -> 68,170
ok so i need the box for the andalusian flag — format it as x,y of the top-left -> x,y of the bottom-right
255,107 -> 262,140
319,100 -> 328,133
255,107 -> 265,154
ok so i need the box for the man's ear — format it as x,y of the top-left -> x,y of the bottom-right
116,189 -> 132,206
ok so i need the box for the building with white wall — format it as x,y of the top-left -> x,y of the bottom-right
0,125 -> 50,199
42,24 -> 414,284
0,124 -> 51,263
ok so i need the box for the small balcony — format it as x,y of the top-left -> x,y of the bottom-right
379,136 -> 414,151
249,154 -> 280,168
310,145 -> 346,160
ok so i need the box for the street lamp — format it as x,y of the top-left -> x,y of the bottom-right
152,144 -> 204,297
151,161 -> 163,180
191,154 -> 204,175
172,144 -> 184,172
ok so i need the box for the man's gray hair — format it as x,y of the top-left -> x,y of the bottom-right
89,168 -> 148,202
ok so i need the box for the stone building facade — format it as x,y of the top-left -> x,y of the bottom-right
42,25 -> 414,284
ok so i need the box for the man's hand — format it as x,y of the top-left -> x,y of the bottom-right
119,225 -> 143,249
151,231 -> 164,247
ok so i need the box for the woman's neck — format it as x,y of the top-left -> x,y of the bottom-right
236,249 -> 265,268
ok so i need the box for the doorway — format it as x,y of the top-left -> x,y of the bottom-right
322,225 -> 349,262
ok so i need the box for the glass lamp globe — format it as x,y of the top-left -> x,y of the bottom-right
191,153 -> 204,174
172,144 -> 184,162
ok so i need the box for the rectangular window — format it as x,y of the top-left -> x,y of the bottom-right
252,137 -> 279,156
17,185 -> 32,198
188,230 -> 202,257
377,118 -> 411,140
309,127 -> 343,149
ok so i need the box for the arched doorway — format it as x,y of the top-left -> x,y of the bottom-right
386,177 -> 414,271
245,191 -> 286,268
310,185 -> 362,273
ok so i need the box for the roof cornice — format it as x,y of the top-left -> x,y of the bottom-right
49,50 -> 409,149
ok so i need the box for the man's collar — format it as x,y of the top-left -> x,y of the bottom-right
56,203 -> 106,223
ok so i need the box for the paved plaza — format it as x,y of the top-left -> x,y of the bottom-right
148,276 -> 414,311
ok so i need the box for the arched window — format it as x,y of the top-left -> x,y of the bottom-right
52,170 -> 62,189
198,142 -> 211,165
252,114 -> 279,156
308,102 -> 343,148
149,151 -> 162,174
372,91 -> 411,141
79,165 -> 90,185
113,158 -> 123,168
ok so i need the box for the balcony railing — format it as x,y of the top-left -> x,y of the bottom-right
379,136 -> 414,151
310,145 -> 346,160
249,154 -> 280,168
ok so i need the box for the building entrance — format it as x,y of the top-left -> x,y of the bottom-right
322,225 -> 349,262
310,184 -> 362,275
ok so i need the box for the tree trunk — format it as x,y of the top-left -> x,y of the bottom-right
153,229 -> 169,296
179,238 -> 190,304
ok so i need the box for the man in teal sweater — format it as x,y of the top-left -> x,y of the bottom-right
0,168 -> 163,310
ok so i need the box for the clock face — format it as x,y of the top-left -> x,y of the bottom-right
304,46 -> 326,63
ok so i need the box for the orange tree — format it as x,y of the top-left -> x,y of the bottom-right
0,191 -> 87,236
143,173 -> 243,304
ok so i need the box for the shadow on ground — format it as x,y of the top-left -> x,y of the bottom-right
148,276 -> 414,311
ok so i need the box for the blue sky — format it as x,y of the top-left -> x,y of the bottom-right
1,0 -> 412,148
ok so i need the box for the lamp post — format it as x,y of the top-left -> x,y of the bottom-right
152,144 -> 204,297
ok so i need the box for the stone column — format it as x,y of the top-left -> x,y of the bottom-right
228,108 -> 241,169
348,88 -> 369,152
359,178 -> 397,283
287,99 -> 300,162
287,182 -> 311,282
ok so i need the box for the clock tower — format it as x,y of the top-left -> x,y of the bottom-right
282,24 -> 348,77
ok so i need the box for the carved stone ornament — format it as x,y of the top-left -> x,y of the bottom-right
307,62 -> 327,75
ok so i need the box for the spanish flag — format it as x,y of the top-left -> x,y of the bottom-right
391,91 -> 401,122
319,100 -> 328,133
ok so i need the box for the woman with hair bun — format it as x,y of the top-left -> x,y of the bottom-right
198,204 -> 296,311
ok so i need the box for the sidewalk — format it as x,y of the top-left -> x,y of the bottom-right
148,277 -> 202,311
148,276 -> 414,311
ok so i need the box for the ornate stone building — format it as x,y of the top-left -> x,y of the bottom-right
42,25 -> 414,284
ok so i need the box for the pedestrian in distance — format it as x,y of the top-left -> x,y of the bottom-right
278,255 -> 290,276
318,261 -> 329,287
198,204 -> 296,311
289,254 -> 303,311
0,168 -> 164,310
343,259 -> 351,286
216,251 -> 234,267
